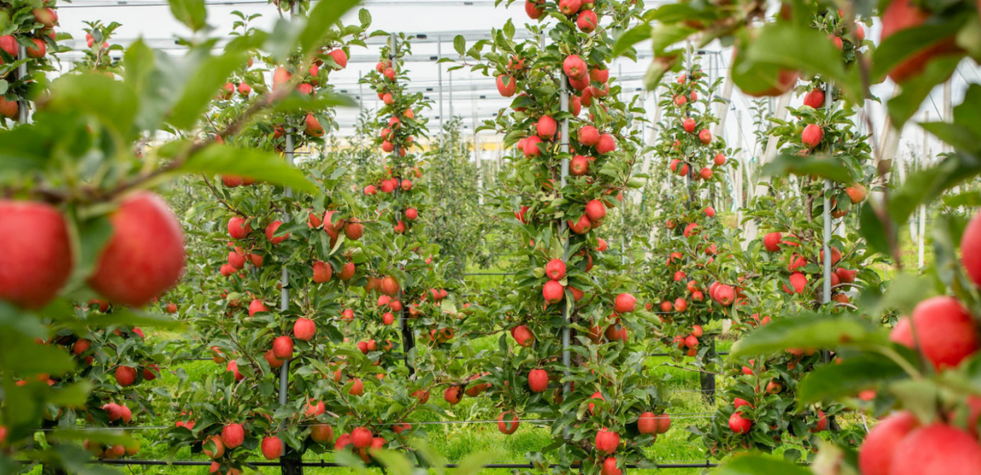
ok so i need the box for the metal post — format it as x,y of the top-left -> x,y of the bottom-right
822,82 -> 833,305
559,72 -> 571,438
279,4 -> 303,474
437,35 -> 444,134
918,113 -> 928,269
389,33 -> 415,374
17,45 -> 28,123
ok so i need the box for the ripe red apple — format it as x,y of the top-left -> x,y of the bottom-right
596,134 -> 616,154
563,55 -> 587,79
763,232 -> 782,252
26,39 -> 46,58
310,424 -> 334,444
0,200 -> 73,309
304,114 -> 324,137
890,423 -> 981,475
344,219 -> 364,240
577,10 -> 598,32
265,220 -> 289,245
0,97 -> 18,119
248,299 -> 268,317
498,412 -> 520,434
545,259 -> 566,280
594,428 -> 620,454
683,118 -> 696,133
203,435 -> 225,459
228,248 -> 246,270
846,184 -> 867,203
961,210 -> 981,290
261,436 -> 283,460
889,296 -> 980,370
858,411 -> 920,475
728,412 -> 752,434
714,153 -> 726,166
568,214 -> 591,234
272,336 -> 293,359
537,116 -> 557,140
444,385 -> 464,404
570,155 -> 590,175
803,89 -> 825,108
783,272 -> 807,294
653,414 -> 671,434
221,423 -> 245,449
523,135 -> 543,158
497,75 -> 517,97
87,193 -> 185,307
820,246 -> 842,265
228,217 -> 251,239
578,126 -> 600,146
801,124 -> 823,148
115,365 -> 136,387
638,412 -> 657,434
698,129 -> 712,145
558,0 -> 581,15
512,324 -> 535,347
226,360 -> 243,380
312,261 -> 332,283
351,427 -> 372,449
525,0 -> 544,19
528,368 -> 549,392
294,318 -> 316,341
614,293 -> 636,313
601,457 -> 621,475
327,49 -> 347,69
264,349 -> 284,369
339,262 -> 356,281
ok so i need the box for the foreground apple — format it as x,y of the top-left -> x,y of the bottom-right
0,200 -> 74,309
87,192 -> 185,307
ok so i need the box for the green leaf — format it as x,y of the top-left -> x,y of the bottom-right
167,51 -> 248,130
797,353 -> 907,404
886,56 -> 962,127
919,122 -> 981,154
612,23 -> 651,57
168,0 -> 207,31
761,155 -> 853,183
453,35 -> 465,56
648,24 -> 697,55
272,92 -> 358,113
75,215 -> 113,277
716,455 -> 812,475
871,20 -> 965,82
178,143 -> 319,194
743,22 -> 861,101
730,313 -> 885,357
45,73 -> 138,141
888,151 -> 981,228
452,450 -> 498,475
369,450 -> 415,475
297,0 -> 362,58
859,201 -> 891,257
86,308 -> 185,330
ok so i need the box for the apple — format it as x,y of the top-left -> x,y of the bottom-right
594,428 -> 620,453
261,436 -> 283,460
498,412 -> 520,434
87,193 -> 185,307
294,318 -> 316,341
0,200 -> 73,309
222,423 -> 245,449
528,369 -> 549,392
889,296 -> 980,370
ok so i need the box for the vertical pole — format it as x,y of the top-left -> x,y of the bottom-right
17,45 -> 28,123
390,33 -> 414,374
822,81 -> 833,306
918,113 -> 928,269
560,72 -> 571,439
438,35 -> 444,135
279,4 -> 302,474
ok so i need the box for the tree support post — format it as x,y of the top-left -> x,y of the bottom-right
560,74 -> 572,439
389,33 -> 415,375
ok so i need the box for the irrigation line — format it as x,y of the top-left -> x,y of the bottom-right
91,459 -> 720,469
36,414 -> 721,432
